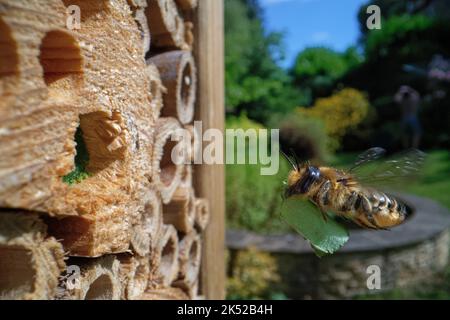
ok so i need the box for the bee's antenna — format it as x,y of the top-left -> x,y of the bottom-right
289,148 -> 301,170
280,149 -> 298,170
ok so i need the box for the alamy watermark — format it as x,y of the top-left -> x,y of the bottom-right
170,121 -> 280,176
66,5 -> 81,30
366,264 -> 381,290
366,5 -> 381,30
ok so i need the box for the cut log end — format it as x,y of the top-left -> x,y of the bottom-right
131,189 -> 163,257
154,224 -> 179,287
146,0 -> 186,49
140,287 -> 189,300
194,198 -> 210,232
152,118 -> 184,204
163,187 -> 195,233
148,51 -> 197,124
66,256 -> 121,300
0,212 -> 65,300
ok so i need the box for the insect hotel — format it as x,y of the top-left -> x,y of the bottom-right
0,0 -> 225,300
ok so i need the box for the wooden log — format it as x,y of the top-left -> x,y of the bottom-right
183,21 -> 195,51
146,63 -> 166,119
118,254 -> 150,300
194,198 -> 210,232
0,0 -> 159,258
173,279 -> 198,300
0,15 -> 19,99
162,187 -> 195,233
0,212 -> 65,300
0,0 -> 155,257
177,232 -> 201,284
180,165 -> 192,188
193,0 -> 226,299
0,0 -> 87,212
175,0 -> 198,11
145,0 -> 185,49
151,224 -> 179,287
44,205 -> 131,257
184,124 -> 200,163
130,188 -> 163,257
64,256 -> 121,300
152,117 -> 184,204
148,51 -> 197,124
127,0 -> 151,56
140,287 -> 188,300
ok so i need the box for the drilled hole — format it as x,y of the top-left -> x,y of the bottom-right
161,235 -> 176,276
39,30 -> 83,93
160,139 -> 177,186
181,63 -> 192,108
0,247 -> 35,300
84,274 -> 113,300
150,80 -> 159,99
63,125 -> 90,185
0,17 -> 19,96
188,240 -> 199,277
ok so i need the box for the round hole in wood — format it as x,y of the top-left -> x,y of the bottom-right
181,62 -> 192,108
161,235 -> 176,277
84,274 -> 113,300
188,238 -> 199,276
0,17 -> 19,96
38,30 -> 83,91
0,247 -> 35,299
160,139 -> 178,186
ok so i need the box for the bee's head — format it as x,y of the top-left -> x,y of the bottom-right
282,150 -> 320,198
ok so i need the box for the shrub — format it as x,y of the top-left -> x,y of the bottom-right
225,114 -> 291,233
227,248 -> 280,300
299,88 -> 370,151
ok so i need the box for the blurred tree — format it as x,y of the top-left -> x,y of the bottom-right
225,0 -> 305,124
290,47 -> 363,104
343,9 -> 450,150
357,0 -> 441,38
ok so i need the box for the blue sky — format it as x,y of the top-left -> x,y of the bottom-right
260,0 -> 369,68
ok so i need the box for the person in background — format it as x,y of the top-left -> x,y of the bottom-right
394,85 -> 422,149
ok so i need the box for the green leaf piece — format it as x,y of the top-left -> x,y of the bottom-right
281,197 -> 349,257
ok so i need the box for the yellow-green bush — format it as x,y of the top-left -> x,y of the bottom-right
227,248 -> 280,299
299,88 -> 370,151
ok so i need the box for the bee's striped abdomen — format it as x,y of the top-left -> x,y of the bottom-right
352,190 -> 408,229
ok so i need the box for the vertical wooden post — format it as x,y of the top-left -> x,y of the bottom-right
194,0 -> 225,300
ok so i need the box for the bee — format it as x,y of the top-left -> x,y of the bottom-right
283,147 -> 426,229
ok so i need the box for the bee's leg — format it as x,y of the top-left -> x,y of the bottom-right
320,210 -> 328,222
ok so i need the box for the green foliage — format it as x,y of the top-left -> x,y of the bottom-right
357,0 -> 450,38
290,47 -> 363,103
227,248 -> 281,299
299,88 -> 370,151
225,0 -> 305,124
225,115 -> 291,233
365,15 -> 435,59
62,127 -> 90,185
281,198 -> 349,257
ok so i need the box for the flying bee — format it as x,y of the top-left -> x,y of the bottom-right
283,147 -> 426,230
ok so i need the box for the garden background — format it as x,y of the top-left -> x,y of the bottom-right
224,0 -> 450,299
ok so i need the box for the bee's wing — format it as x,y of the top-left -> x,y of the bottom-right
280,197 -> 349,257
348,148 -> 426,190
349,147 -> 386,172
